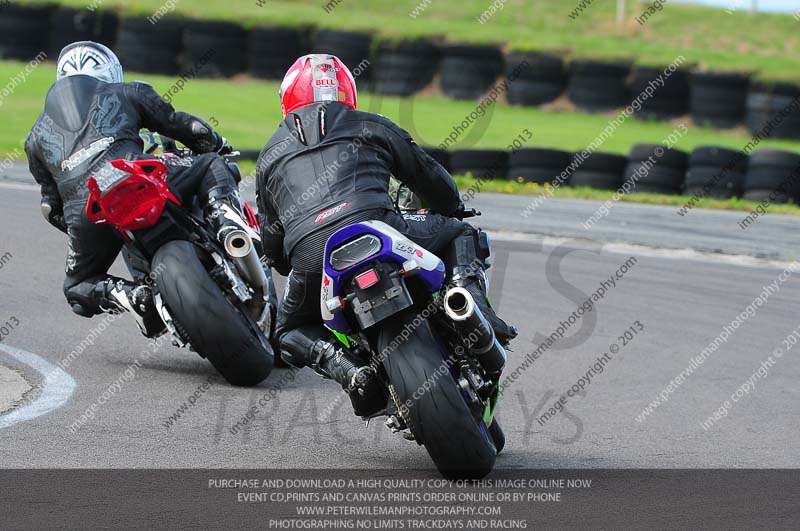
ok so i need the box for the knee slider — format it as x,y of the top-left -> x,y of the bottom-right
476,229 -> 492,268
226,160 -> 242,184
65,283 -> 104,317
447,228 -> 491,270
206,184 -> 240,205
209,155 -> 241,184
278,331 -> 313,368
69,302 -> 95,318
278,325 -> 333,368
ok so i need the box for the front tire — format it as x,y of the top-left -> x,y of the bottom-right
378,311 -> 497,479
153,240 -> 274,386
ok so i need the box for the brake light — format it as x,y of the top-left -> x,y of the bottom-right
355,269 -> 379,289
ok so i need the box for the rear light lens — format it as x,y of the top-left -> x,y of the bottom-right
329,234 -> 382,271
355,269 -> 379,289
93,164 -> 132,193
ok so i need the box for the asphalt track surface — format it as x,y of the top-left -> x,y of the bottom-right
1,181 -> 799,471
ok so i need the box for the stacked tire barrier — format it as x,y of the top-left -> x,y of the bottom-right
685,147 -> 746,199
505,52 -> 565,107
569,152 -> 627,190
449,150 -> 508,181
746,82 -> 800,140
373,40 -> 441,96
743,150 -> 800,203
506,149 -> 571,184
440,44 -> 504,100
311,30 -> 372,83
228,143 -> 800,205
182,20 -> 247,78
248,26 -> 309,80
115,17 -> 184,75
48,7 -> 119,57
567,60 -> 630,112
626,144 -> 688,195
629,67 -> 690,119
690,72 -> 749,129
4,3 -> 800,141
0,3 -> 54,60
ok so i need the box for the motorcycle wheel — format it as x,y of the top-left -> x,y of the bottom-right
378,310 -> 497,479
489,419 -> 505,454
152,240 -> 274,386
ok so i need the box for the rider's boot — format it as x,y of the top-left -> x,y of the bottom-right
281,326 -> 386,417
204,185 -> 252,248
100,278 -> 166,338
446,229 -> 518,346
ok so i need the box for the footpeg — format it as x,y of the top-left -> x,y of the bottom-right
385,414 -> 407,433
385,414 -> 415,440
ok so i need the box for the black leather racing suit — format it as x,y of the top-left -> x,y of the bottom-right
25,74 -> 239,317
256,101 -> 514,370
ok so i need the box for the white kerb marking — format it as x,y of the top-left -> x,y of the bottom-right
0,344 -> 77,429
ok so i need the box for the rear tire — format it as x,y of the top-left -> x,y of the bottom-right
379,311 -> 497,479
153,240 -> 274,386
489,419 -> 505,454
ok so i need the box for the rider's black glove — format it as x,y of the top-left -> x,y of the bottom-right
217,135 -> 234,156
265,256 -> 291,277
41,198 -> 68,234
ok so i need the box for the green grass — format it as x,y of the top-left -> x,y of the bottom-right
4,59 -> 799,215
4,60 -> 800,157
22,0 -> 800,81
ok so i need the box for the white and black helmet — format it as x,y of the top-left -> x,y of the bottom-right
56,41 -> 124,84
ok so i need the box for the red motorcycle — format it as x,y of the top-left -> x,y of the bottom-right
84,136 -> 276,386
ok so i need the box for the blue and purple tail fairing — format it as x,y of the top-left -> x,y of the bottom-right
321,220 -> 446,334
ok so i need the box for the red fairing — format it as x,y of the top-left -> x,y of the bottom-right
279,54 -> 357,117
86,159 -> 181,238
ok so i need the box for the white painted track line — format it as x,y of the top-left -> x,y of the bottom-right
0,344 -> 76,429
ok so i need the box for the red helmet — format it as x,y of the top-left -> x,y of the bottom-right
279,54 -> 357,117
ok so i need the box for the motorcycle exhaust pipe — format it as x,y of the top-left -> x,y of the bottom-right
443,287 -> 506,375
223,229 -> 267,291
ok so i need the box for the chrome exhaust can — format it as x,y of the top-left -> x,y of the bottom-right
223,229 -> 267,291
443,287 -> 506,375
